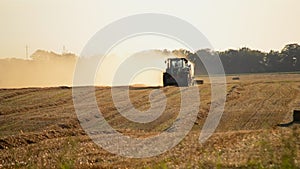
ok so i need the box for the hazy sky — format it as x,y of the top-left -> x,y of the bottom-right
1,0 -> 300,58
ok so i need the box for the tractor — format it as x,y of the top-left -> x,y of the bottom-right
163,58 -> 195,87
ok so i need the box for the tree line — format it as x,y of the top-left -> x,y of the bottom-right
174,43 -> 300,75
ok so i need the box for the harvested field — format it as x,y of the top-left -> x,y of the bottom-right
1,74 -> 300,168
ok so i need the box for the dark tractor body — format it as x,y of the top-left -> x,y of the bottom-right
163,58 -> 194,87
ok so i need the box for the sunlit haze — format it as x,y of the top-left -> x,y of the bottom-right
1,0 -> 300,58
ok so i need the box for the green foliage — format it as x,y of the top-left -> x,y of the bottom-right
59,160 -> 74,169
56,137 -> 78,169
280,128 -> 297,169
144,161 -> 169,169
281,154 -> 296,169
186,43 -> 300,75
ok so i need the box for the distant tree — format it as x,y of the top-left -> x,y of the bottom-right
187,49 -> 217,75
265,50 -> 281,72
182,43 -> 300,75
280,43 -> 300,71
172,49 -> 192,58
238,47 -> 266,73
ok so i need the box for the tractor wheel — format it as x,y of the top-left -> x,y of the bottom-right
163,73 -> 167,87
179,73 -> 189,87
163,73 -> 172,87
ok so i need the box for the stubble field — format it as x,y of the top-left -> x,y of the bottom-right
1,73 -> 300,168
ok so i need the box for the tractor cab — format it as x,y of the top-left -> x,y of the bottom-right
165,58 -> 189,74
163,58 -> 194,87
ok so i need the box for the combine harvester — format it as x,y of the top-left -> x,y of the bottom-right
163,58 -> 202,87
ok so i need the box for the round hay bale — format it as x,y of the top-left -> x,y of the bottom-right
196,80 -> 204,84
232,77 -> 240,80
59,86 -> 71,89
293,110 -> 300,122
